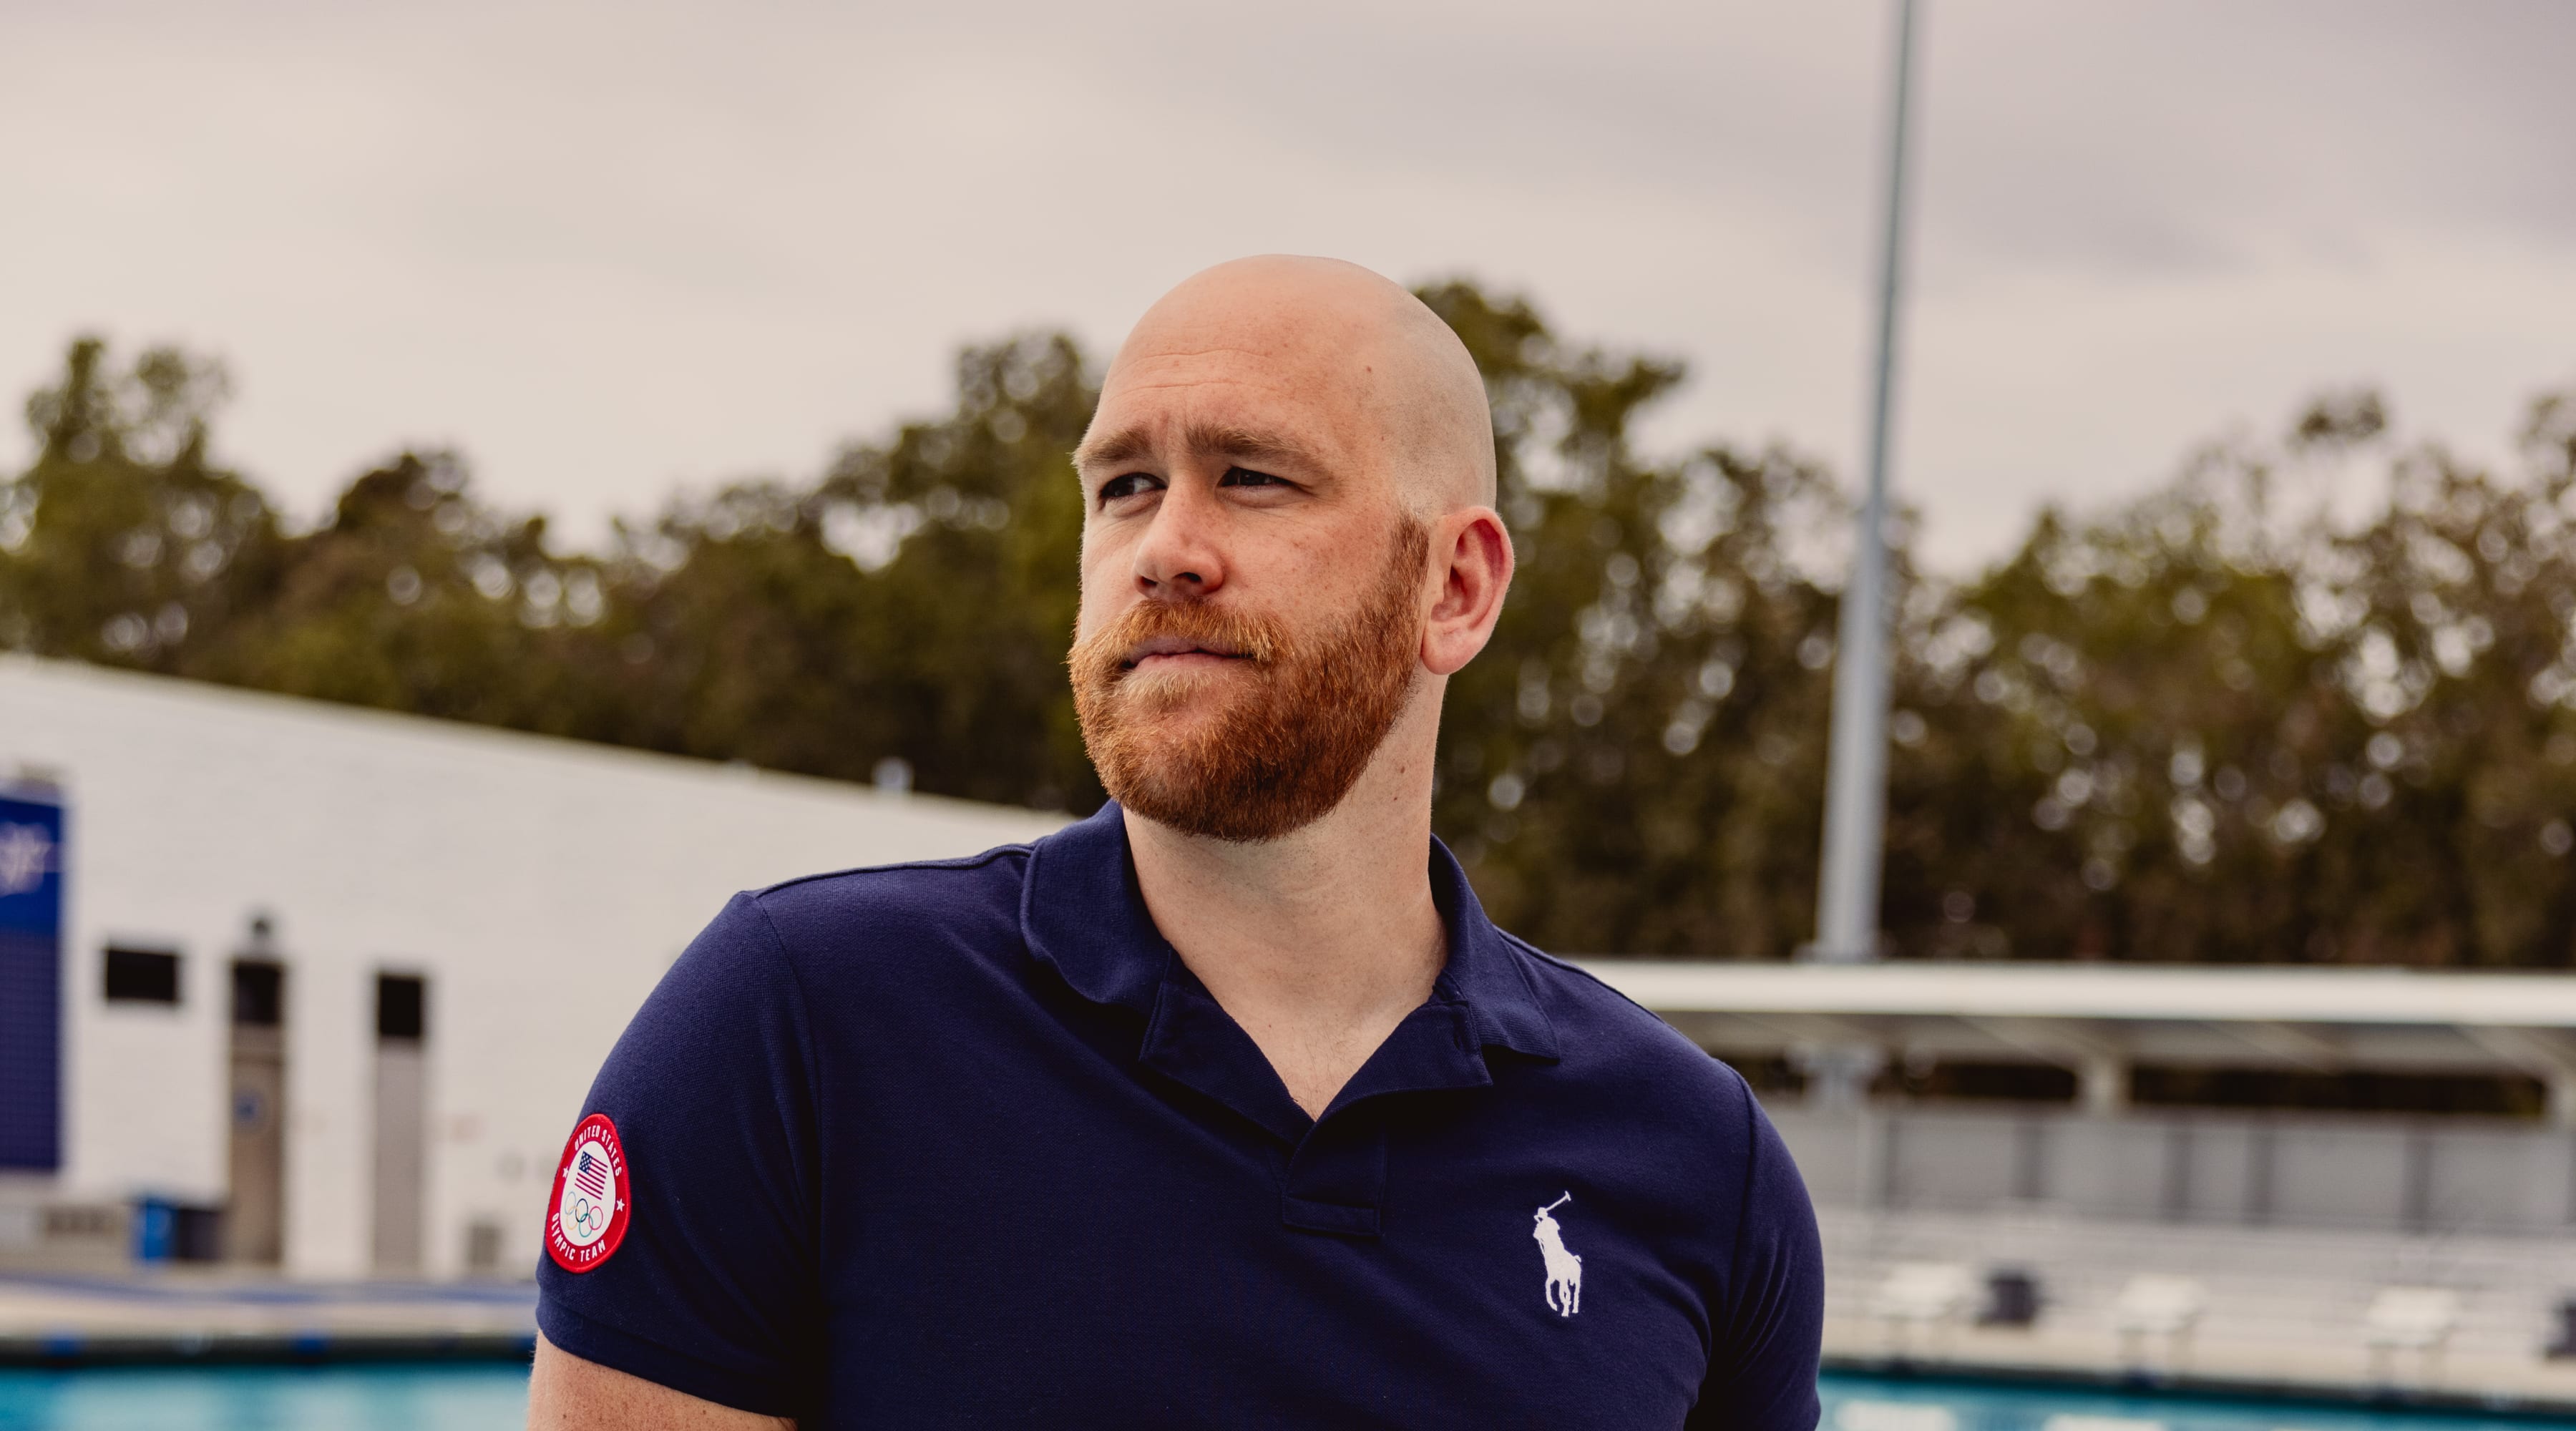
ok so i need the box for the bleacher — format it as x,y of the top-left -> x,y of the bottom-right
1819,1204 -> 2576,1395
1574,958 -> 2576,1403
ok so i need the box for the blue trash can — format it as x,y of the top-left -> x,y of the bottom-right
132,1198 -> 175,1263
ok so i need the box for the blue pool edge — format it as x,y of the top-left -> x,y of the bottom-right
1825,1352 -> 2576,1424
0,1332 -> 537,1368
5,1336 -> 2570,1422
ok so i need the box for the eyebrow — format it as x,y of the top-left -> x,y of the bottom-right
1073,419 -> 1327,477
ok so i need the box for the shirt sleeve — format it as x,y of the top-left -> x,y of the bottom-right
1688,1090 -> 1825,1431
536,892 -> 824,1419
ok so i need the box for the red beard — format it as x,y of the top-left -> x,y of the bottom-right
1070,519 -> 1429,844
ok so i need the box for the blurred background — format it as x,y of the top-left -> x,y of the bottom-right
6,1 -> 2576,1427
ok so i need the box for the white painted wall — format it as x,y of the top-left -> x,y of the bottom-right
1775,1104 -> 2576,1236
1,655 -> 1065,1279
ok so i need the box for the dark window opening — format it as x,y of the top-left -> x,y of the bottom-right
2132,1065 -> 2545,1118
1716,1051 -> 2082,1105
103,947 -> 180,1005
376,974 -> 425,1042
231,960 -> 283,1027
1713,1049 -> 2551,1118
1901,1060 -> 2079,1104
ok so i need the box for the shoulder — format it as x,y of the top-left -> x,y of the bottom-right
1508,938 -> 1745,1085
679,843 -> 1043,1021
1496,933 -> 1766,1141
745,842 -> 1033,952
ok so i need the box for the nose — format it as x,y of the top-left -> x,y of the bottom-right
1128,479 -> 1228,598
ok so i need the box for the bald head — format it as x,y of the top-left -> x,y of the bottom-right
1070,257 -> 1521,827
1088,255 -> 1496,514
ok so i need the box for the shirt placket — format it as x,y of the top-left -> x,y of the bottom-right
1138,975 -> 1493,1241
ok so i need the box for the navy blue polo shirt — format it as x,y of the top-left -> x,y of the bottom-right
536,802 -> 1822,1428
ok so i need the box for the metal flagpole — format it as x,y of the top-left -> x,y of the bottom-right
1813,0 -> 1921,965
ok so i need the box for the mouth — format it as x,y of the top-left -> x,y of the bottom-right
1123,635 -> 1253,671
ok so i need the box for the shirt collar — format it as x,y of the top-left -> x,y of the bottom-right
1018,801 -> 1560,1064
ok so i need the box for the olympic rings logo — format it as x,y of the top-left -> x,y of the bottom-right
547,1116 -> 630,1271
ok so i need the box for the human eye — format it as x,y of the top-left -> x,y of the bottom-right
1216,467 -> 1287,489
1097,472 -> 1162,505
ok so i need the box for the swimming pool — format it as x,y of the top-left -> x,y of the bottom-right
0,1363 -> 530,1431
1819,1374 -> 2571,1431
0,1366 -> 2563,1430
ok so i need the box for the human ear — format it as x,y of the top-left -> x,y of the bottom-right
1421,508 -> 1513,677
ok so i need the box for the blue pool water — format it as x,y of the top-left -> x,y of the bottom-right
0,1366 -> 2566,1430
1818,1374 -> 2574,1431
0,1363 -> 530,1431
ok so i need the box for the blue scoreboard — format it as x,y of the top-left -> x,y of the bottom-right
0,786 -> 63,1171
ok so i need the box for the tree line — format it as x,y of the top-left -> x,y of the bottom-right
8,288 -> 2575,967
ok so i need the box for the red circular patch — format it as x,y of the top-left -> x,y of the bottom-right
545,1113 -> 631,1273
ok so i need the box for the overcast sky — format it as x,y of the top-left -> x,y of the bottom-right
9,0 -> 2573,570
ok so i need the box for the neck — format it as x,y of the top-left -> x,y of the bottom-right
1123,688 -> 1449,1116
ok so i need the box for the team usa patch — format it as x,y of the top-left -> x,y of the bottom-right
546,1113 -> 631,1273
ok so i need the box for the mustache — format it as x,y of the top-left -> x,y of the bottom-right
1069,600 -> 1284,686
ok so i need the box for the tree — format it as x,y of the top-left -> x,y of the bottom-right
585,332 -> 1098,806
10,312 -> 2575,970
1,339 -> 283,675
219,449 -> 610,731
1888,387 -> 2576,967
1419,282 -> 1848,958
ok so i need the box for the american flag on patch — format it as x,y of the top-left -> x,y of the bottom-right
575,1149 -> 608,1201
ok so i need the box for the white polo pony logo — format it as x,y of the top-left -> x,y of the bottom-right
1532,1192 -> 1583,1317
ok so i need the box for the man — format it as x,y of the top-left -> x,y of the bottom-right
528,256 -> 1823,1429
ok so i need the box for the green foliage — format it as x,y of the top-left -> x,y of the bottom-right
2,339 -> 283,672
1888,393 -> 2576,967
590,333 -> 1098,806
8,309 -> 2576,969
1417,281 -> 1848,959
222,450 -> 607,729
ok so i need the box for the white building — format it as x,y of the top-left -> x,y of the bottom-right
0,655 -> 1060,1280
11,649 -> 2576,1352
1596,959 -> 2576,1235
1588,960 -> 2576,1374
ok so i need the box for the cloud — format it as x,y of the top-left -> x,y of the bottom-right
3,0 -> 2569,572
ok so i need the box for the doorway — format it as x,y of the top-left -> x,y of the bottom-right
225,944 -> 286,1266
371,972 -> 427,1274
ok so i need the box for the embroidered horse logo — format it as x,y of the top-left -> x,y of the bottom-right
1532,1192 -> 1583,1317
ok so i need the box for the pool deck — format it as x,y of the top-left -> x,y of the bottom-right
1824,1315 -> 2576,1418
11,1271 -> 2576,1414
0,1273 -> 535,1364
